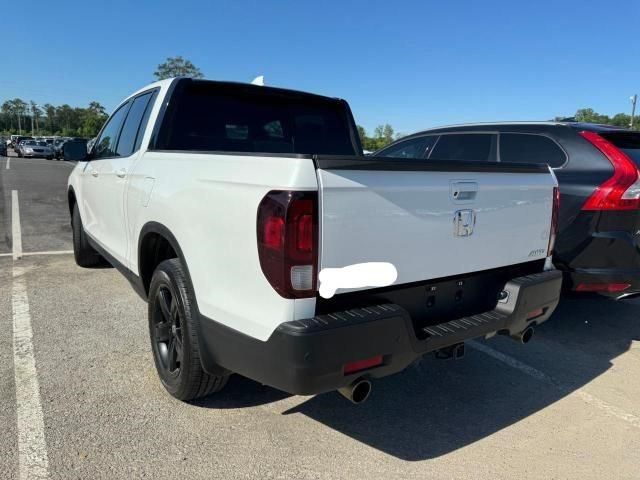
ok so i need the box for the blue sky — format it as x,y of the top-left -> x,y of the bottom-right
3,0 -> 639,135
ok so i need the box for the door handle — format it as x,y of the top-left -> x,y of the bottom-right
116,168 -> 127,178
91,169 -> 99,177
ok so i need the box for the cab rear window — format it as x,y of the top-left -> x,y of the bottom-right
155,80 -> 357,156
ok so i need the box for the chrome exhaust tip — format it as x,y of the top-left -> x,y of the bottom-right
338,378 -> 372,404
511,326 -> 535,344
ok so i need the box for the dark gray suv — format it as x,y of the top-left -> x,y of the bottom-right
376,122 -> 640,299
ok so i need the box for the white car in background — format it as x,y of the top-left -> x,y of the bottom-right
18,140 -> 55,159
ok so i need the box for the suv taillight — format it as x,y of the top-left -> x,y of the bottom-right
257,190 -> 318,298
548,186 -> 560,255
579,131 -> 640,211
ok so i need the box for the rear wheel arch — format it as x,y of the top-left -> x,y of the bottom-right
67,187 -> 77,218
137,222 -> 191,297
138,222 -> 224,378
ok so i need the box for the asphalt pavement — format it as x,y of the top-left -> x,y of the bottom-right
1,151 -> 639,479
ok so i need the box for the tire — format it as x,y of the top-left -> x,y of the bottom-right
148,259 -> 229,401
46,156 -> 53,160
71,203 -> 103,268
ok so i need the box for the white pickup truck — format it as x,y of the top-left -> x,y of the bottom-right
66,78 -> 562,404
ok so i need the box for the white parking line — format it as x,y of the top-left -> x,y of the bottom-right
12,190 -> 22,260
12,266 -> 50,479
6,157 -> 10,169
0,251 -> 74,258
22,250 -> 74,257
468,340 -> 640,429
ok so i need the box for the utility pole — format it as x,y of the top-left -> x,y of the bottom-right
631,95 -> 637,129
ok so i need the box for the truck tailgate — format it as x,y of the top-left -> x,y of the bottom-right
315,157 -> 557,294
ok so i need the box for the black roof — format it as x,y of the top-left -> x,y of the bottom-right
186,78 -> 343,104
402,121 -> 630,138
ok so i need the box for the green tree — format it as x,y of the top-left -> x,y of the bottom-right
79,102 -> 108,137
1,101 -> 14,131
154,56 -> 204,80
43,104 -> 56,134
610,113 -> 631,128
557,107 -> 639,130
357,124 -> 397,151
575,108 -> 610,124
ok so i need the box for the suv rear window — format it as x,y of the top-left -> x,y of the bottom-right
156,80 -> 357,155
500,133 -> 566,167
600,132 -> 640,166
429,134 -> 495,162
377,135 -> 438,159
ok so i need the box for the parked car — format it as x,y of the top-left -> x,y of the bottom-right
18,140 -> 54,159
0,141 -> 6,156
375,122 -> 640,299
66,78 -> 562,404
13,136 -> 34,152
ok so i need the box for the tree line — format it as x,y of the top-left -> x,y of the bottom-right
555,108 -> 640,130
0,99 -> 108,138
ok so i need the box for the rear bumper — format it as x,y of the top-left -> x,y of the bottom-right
198,270 -> 562,395
23,152 -> 51,158
555,211 -> 640,299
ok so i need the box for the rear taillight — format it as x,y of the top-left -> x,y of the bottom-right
257,190 -> 318,298
574,283 -> 631,293
548,186 -> 560,255
344,355 -> 383,375
579,131 -> 640,211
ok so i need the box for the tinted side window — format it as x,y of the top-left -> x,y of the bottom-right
377,136 -> 438,159
500,133 -> 566,167
115,92 -> 154,157
94,103 -> 130,159
134,90 -> 158,152
600,132 -> 640,167
429,134 -> 494,161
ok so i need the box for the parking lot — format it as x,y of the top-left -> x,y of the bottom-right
0,151 -> 639,479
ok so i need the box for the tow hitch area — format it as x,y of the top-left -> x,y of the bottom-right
435,342 -> 466,360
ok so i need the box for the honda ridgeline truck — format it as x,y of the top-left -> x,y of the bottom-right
66,78 -> 562,404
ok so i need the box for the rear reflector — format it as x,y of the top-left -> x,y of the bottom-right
574,283 -> 631,293
526,307 -> 545,320
579,131 -> 640,211
344,355 -> 383,375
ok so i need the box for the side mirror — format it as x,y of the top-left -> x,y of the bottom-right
63,141 -> 89,161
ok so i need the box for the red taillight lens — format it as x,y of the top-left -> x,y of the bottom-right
574,283 -> 631,293
257,191 -> 318,298
548,186 -> 560,255
579,131 -> 640,211
263,217 -> 284,250
526,307 -> 545,320
344,355 -> 383,375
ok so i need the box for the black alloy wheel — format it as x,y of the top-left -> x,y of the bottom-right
152,285 -> 184,376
